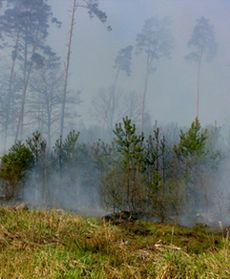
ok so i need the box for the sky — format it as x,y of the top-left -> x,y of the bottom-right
49,0 -> 230,128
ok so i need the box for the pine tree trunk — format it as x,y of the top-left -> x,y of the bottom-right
141,54 -> 151,132
15,42 -> 37,141
4,32 -> 20,150
196,51 -> 203,119
47,101 -> 51,150
60,0 -> 77,139
108,69 -> 120,131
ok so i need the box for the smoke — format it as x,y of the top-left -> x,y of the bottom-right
179,149 -> 230,227
22,164 -> 107,217
207,155 -> 230,225
16,123 -> 230,226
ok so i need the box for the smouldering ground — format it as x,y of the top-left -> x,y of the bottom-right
0,207 -> 229,278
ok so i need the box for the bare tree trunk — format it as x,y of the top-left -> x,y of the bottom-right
4,32 -> 20,150
46,99 -> 51,150
127,164 -> 131,211
60,0 -> 77,138
15,42 -> 37,141
155,128 -> 160,174
196,52 -> 203,119
141,54 -> 151,132
45,77 -> 54,150
108,68 -> 120,130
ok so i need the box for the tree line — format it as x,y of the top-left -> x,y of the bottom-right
0,117 -> 227,224
0,0 -> 110,150
93,16 -> 217,133
0,0 -> 218,150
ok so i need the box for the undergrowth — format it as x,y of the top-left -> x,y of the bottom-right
0,207 -> 229,278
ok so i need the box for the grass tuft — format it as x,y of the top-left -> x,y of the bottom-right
0,207 -> 229,278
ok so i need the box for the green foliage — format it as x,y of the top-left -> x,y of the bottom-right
144,128 -> 173,221
173,119 -> 219,216
174,118 -> 207,158
136,17 -> 174,64
102,117 -> 146,212
91,140 -> 116,174
54,130 -> 80,169
0,142 -> 34,199
205,125 -> 223,169
114,45 -> 133,76
0,119 -> 225,223
186,17 -> 217,63
114,116 -> 144,170
62,130 -> 80,161
26,131 -> 47,164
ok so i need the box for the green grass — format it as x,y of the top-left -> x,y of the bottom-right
0,207 -> 229,278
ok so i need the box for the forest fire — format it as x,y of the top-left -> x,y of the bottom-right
0,0 -> 229,276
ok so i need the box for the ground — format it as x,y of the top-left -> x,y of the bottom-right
0,207 -> 229,278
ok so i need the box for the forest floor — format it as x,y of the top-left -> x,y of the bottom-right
0,207 -> 229,278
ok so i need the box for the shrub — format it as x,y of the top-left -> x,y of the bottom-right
0,142 -> 34,199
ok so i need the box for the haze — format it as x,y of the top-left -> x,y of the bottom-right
48,0 -> 230,128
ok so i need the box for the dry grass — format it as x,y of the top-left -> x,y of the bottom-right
0,207 -> 229,278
